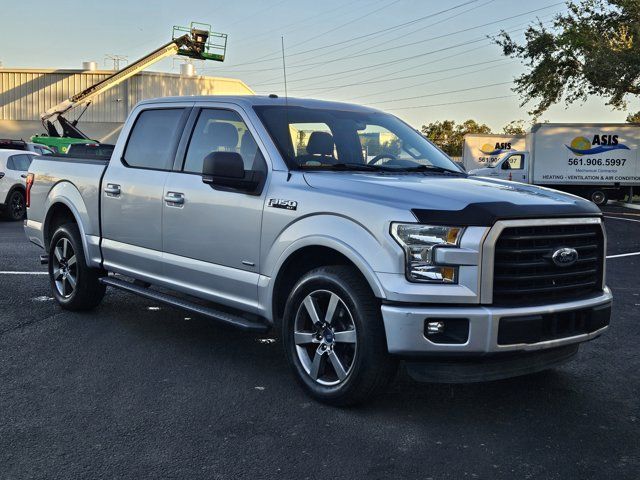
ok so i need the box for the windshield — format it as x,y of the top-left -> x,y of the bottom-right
254,105 -> 463,173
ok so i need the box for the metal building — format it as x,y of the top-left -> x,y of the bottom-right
0,67 -> 254,143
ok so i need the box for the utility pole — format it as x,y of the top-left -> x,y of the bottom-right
104,54 -> 128,70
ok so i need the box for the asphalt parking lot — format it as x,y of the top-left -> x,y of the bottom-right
1,208 -> 639,480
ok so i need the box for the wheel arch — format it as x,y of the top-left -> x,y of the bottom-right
6,183 -> 26,198
43,200 -> 92,267
266,237 -> 387,327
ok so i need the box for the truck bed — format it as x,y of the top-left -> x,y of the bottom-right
26,155 -> 109,251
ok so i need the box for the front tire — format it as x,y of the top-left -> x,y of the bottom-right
282,265 -> 397,406
48,223 -> 106,311
588,189 -> 608,206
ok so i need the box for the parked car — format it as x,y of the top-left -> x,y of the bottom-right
0,149 -> 33,220
25,96 -> 612,405
0,139 -> 55,156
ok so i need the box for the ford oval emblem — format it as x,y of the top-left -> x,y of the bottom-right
552,247 -> 579,267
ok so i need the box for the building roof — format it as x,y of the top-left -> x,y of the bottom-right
0,68 -> 254,123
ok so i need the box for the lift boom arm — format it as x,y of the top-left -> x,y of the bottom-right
41,23 -> 227,132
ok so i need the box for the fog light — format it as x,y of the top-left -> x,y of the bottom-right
424,318 -> 470,344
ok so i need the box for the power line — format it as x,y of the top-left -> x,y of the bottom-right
365,81 -> 513,106
228,0 -> 385,52
242,2 -> 562,75
346,60 -> 515,101
275,0 -> 481,60
222,0 -> 403,69
252,16 -> 554,90
220,0 -> 480,70
252,35 -> 490,86
389,94 -> 517,111
294,2 -> 563,70
255,44 -> 499,94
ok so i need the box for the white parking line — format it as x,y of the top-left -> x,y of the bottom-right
607,251 -> 640,259
0,271 -> 47,275
604,215 -> 640,223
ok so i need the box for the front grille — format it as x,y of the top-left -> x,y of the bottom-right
492,223 -> 604,306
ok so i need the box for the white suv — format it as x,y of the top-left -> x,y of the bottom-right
0,149 -> 32,220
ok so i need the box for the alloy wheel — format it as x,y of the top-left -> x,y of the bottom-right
52,238 -> 78,298
293,289 -> 357,386
10,192 -> 25,219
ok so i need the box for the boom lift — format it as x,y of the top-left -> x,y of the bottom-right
33,22 -> 227,153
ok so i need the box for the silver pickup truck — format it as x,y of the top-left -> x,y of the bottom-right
25,96 -> 612,405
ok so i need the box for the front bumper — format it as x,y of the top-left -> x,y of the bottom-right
381,288 -> 612,355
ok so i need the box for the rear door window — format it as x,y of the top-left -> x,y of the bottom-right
123,109 -> 185,170
7,154 -> 31,171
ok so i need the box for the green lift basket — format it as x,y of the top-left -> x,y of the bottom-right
173,22 -> 227,62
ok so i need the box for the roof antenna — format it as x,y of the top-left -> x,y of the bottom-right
281,36 -> 288,101
281,35 -> 292,181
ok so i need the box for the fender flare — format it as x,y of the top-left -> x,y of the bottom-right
43,182 -> 94,266
4,184 -> 25,203
261,215 -> 395,320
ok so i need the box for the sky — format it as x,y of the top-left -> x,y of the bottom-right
2,0 -> 638,131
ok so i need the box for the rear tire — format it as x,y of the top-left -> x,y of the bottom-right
48,223 -> 106,311
588,189 -> 608,206
5,190 -> 26,221
282,265 -> 397,406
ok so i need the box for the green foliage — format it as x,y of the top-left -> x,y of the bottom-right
381,138 -> 402,156
626,111 -> 640,122
421,119 -> 491,156
494,0 -> 640,117
502,120 -> 527,135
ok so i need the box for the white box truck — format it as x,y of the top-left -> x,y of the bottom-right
467,123 -> 640,205
462,134 -> 526,170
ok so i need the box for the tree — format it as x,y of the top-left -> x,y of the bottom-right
626,111 -> 640,123
421,119 -> 491,156
502,120 -> 527,135
494,0 -> 640,118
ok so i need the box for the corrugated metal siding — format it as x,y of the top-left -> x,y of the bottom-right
0,70 -> 253,123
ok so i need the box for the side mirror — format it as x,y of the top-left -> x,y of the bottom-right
202,151 -> 261,194
501,161 -> 511,170
203,151 -> 244,178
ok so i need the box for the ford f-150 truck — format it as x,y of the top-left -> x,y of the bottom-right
25,96 -> 612,405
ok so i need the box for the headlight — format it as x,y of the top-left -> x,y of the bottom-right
390,223 -> 464,283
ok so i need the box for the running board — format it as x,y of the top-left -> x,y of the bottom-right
99,276 -> 269,333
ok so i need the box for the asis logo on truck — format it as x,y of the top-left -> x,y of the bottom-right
480,142 -> 512,155
551,247 -> 579,267
565,135 -> 630,156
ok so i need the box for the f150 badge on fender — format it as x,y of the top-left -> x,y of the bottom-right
269,199 -> 298,211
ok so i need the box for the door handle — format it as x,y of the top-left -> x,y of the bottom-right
104,184 -> 121,196
164,192 -> 185,205
20,174 -> 27,179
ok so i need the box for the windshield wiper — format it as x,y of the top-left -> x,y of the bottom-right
302,162 -> 394,172
399,164 -> 464,175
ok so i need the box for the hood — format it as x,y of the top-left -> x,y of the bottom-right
303,171 -> 600,225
